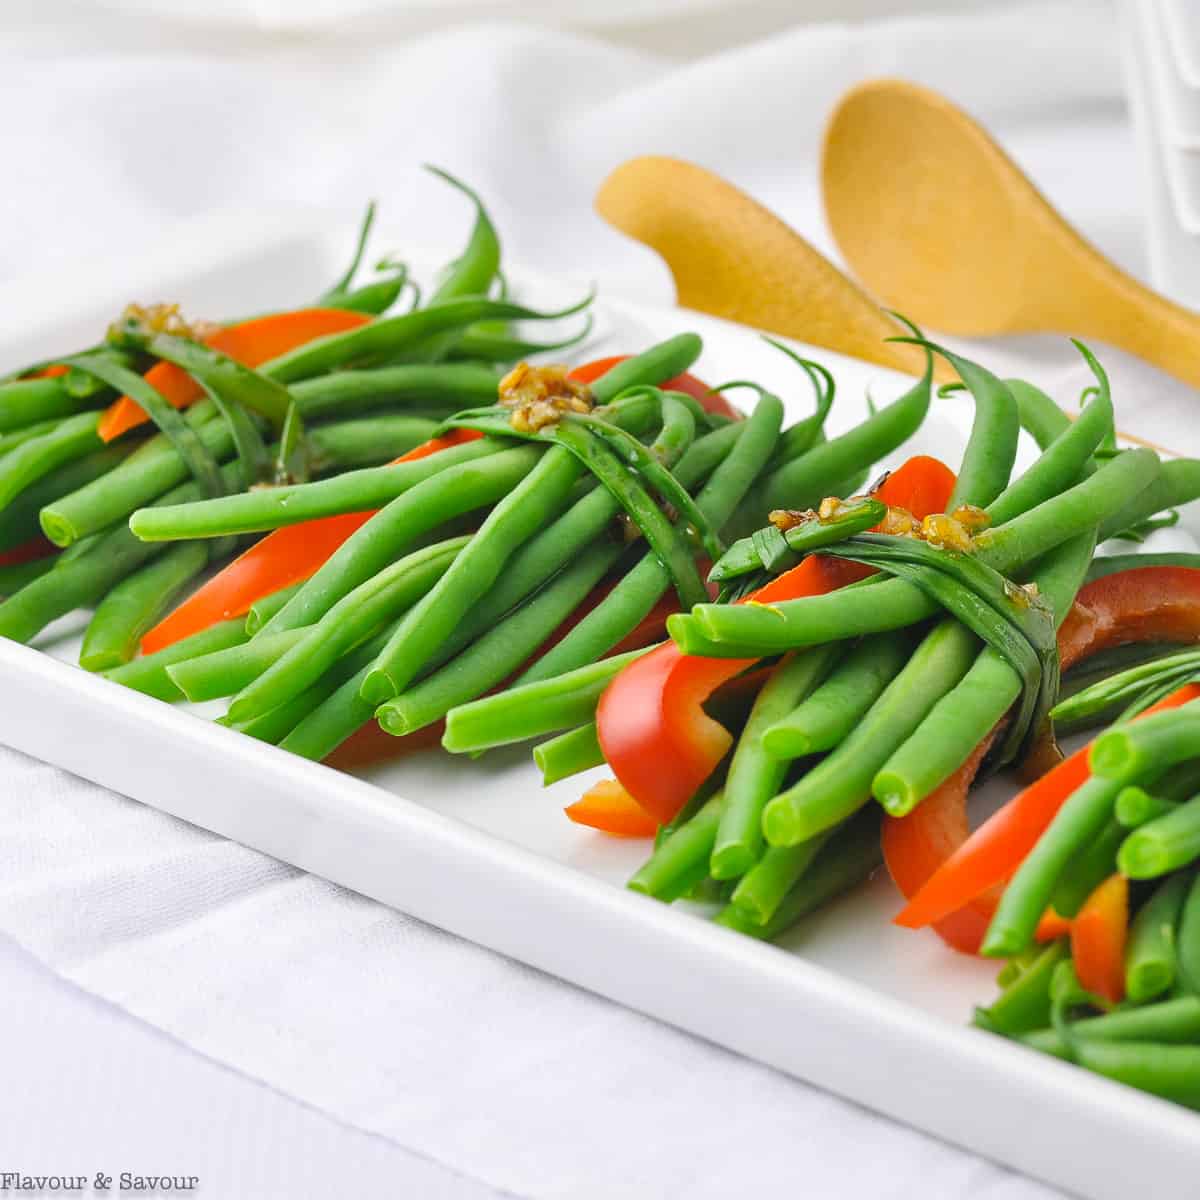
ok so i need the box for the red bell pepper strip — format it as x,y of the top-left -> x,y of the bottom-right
566,779 -> 660,838
1072,873 -> 1129,1004
890,567 -> 1200,947
98,308 -> 373,442
0,536 -> 58,567
140,429 -> 482,654
567,356 -> 738,421
595,455 -> 957,826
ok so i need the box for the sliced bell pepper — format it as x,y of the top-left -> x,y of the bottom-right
324,718 -> 445,771
140,428 -> 482,654
889,566 -> 1200,950
567,355 -> 738,420
98,308 -> 372,442
1072,873 -> 1129,1004
0,536 -> 58,567
566,779 -> 660,838
595,455 -> 957,826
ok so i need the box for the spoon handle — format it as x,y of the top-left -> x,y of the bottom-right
596,156 -> 936,380
1041,233 -> 1200,391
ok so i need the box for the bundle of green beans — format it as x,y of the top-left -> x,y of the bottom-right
119,329 -> 904,763
480,338 -> 1200,964
0,168 -> 596,664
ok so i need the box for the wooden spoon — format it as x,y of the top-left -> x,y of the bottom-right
595,155 -> 933,378
822,78 -> 1200,390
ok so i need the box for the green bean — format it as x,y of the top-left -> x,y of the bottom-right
728,827 -> 835,924
874,532 -> 1095,814
425,167 -> 502,306
715,807 -> 882,940
551,421 -> 708,609
973,940 -> 1067,1036
1007,379 -> 1070,450
245,583 -> 303,635
750,344 -> 931,516
130,438 -> 497,540
263,296 -> 587,384
0,445 -> 130,553
1118,796 -> 1200,878
0,459 -> 238,644
1050,819 -> 1127,918
264,628 -> 398,755
289,363 -> 501,422
40,402 -> 233,547
1019,995 -> 1200,1059
761,619 -> 978,846
306,414 -> 439,471
1179,871 -> 1200,992
709,498 -> 886,583
67,351 -> 228,500
360,445 -> 585,703
982,776 -> 1125,957
259,446 -> 541,635
323,271 -> 409,316
165,628 -> 307,701
588,335 -> 703,406
628,794 -> 723,902
533,723 -> 604,786
1126,873 -> 1191,1002
101,619 -> 248,701
711,647 -> 836,879
762,634 -> 911,758
79,542 -> 210,671
320,200 -> 376,298
1066,1040 -> 1200,1110
0,416 -> 68,458
919,342 -> 1019,510
1097,457 -> 1200,543
1090,702 -> 1200,785
0,554 -> 57,598
517,393 -> 779,684
447,319 -> 593,365
760,340 -> 835,466
987,359 -> 1112,525
108,326 -> 296,429
684,449 -> 1161,656
227,538 -> 468,722
375,541 -> 622,737
441,645 -> 653,753
0,411 -> 102,508
1116,788 -> 1181,829
0,377 -> 102,431
1086,552 -> 1200,582
1052,648 -> 1200,736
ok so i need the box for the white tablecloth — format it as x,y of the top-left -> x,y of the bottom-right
0,2 -> 1172,1197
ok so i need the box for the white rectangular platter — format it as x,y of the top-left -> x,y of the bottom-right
1,215 -> 1198,1200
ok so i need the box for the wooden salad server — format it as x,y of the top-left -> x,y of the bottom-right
822,78 -> 1200,392
595,155 -> 934,379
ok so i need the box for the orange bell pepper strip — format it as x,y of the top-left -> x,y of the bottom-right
140,429 -> 482,654
890,567 -> 1200,943
594,455 -> 957,826
1072,873 -> 1129,1004
97,308 -> 372,442
567,356 -> 739,421
566,779 -> 660,838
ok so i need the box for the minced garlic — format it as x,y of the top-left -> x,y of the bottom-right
498,362 -> 593,432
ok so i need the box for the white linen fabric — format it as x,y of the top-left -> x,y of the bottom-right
0,2 -> 1175,1197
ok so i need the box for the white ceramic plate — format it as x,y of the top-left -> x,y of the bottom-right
1,215 -> 1198,1200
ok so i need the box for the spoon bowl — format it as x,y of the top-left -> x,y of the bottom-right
822,78 -> 1200,389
